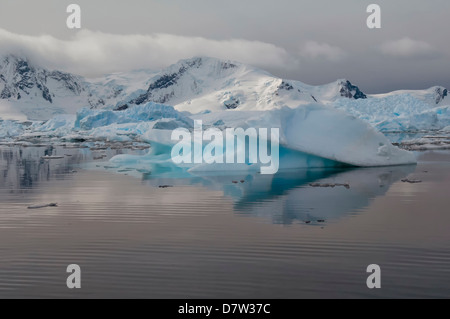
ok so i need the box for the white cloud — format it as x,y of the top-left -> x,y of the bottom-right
300,41 -> 346,61
0,28 -> 292,76
380,37 -> 437,58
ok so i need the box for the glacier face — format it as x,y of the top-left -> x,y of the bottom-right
0,119 -> 24,139
334,93 -> 450,132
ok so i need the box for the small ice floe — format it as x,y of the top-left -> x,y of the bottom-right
27,203 -> 58,209
309,183 -> 350,189
401,179 -> 422,184
41,156 -> 65,160
136,169 -> 151,174
118,169 -> 133,172
396,135 -> 450,151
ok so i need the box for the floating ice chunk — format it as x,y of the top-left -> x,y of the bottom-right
401,179 -> 422,184
27,203 -> 58,209
110,103 -> 417,174
41,156 -> 65,160
275,105 -> 416,167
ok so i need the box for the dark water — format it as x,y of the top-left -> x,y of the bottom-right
0,145 -> 450,298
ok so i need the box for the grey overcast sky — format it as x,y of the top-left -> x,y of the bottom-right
0,0 -> 449,93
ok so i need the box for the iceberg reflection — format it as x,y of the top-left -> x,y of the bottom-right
0,145 -> 416,225
140,165 -> 416,224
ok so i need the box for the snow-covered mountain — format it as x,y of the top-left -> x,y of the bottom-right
0,55 -> 448,132
116,57 -> 368,112
0,55 -> 108,120
0,55 -> 371,120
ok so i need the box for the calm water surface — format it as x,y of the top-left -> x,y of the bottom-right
0,145 -> 449,298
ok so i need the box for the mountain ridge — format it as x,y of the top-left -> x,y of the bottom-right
0,55 -> 448,121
